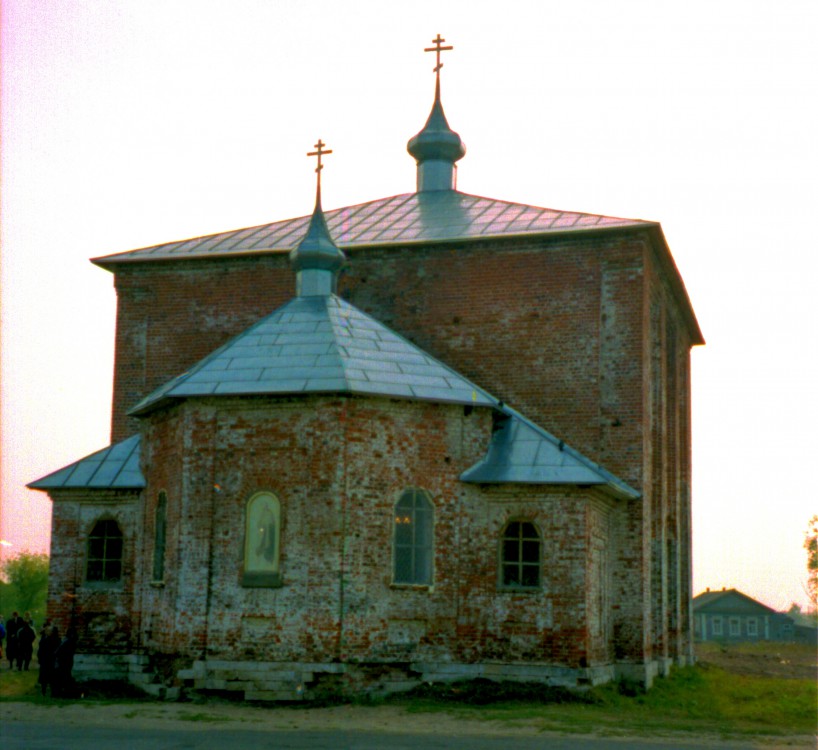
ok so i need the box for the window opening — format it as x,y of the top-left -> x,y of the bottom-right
86,520 -> 123,582
152,491 -> 167,582
393,489 -> 433,585
500,521 -> 541,589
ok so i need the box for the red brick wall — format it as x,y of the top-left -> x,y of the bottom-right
132,396 -> 611,668
46,491 -> 139,651
109,232 -> 648,486
97,225 -> 698,675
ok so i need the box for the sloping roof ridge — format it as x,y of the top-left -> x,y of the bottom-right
452,189 -> 650,222
692,588 -> 779,613
497,404 -> 640,498
28,434 -> 145,490
92,190 -> 655,266
128,299 -> 304,415
326,295 -> 500,405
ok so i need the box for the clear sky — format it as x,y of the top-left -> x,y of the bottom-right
2,0 -> 816,610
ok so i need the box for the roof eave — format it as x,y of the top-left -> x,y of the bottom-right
91,220 -> 658,270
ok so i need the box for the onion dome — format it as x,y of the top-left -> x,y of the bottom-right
407,34 -> 466,191
289,139 -> 346,297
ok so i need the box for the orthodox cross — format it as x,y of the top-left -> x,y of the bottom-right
424,33 -> 453,77
307,139 -> 332,191
307,139 -> 332,173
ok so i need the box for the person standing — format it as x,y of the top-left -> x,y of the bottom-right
16,617 -> 35,671
0,616 -> 6,662
53,627 -> 77,698
5,612 -> 21,669
37,626 -> 60,696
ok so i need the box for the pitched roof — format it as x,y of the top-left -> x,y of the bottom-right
27,434 -> 145,490
692,588 -> 778,615
460,407 -> 639,500
93,190 -> 651,266
130,294 -> 499,416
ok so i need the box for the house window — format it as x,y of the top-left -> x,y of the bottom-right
243,492 -> 281,587
729,617 -> 740,637
711,616 -> 723,636
746,617 -> 758,637
152,491 -> 167,582
393,489 -> 433,585
500,521 -> 541,589
86,520 -> 123,582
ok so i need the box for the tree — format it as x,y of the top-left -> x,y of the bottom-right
0,552 -> 49,620
805,515 -> 818,608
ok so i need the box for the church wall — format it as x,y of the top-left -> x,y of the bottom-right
138,405 -> 187,654
638,245 -> 697,672
46,490 -> 139,652
134,395 -> 617,672
111,255 -> 293,444
100,225 -> 697,680
108,231 -> 649,487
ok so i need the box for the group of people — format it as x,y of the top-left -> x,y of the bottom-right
0,612 -> 77,697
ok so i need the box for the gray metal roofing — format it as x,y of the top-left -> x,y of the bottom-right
93,190 -> 651,265
27,434 -> 145,490
30,406 -> 637,497
460,407 -> 639,500
691,589 -> 778,615
130,294 -> 500,416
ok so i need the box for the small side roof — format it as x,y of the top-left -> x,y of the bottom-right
28,434 -> 145,491
130,294 -> 499,416
460,407 -> 640,500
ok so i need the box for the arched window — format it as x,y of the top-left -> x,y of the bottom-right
500,521 -> 541,589
86,520 -> 123,582
152,491 -> 167,583
243,492 -> 281,587
393,489 -> 433,585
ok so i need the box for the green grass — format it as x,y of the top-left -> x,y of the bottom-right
175,711 -> 232,723
394,665 -> 816,739
2,661 -> 814,739
0,668 -> 38,700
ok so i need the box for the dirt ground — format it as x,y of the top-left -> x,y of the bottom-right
695,642 -> 817,681
1,643 -> 815,746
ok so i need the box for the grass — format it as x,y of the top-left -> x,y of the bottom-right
392,664 -> 816,739
2,653 -> 815,740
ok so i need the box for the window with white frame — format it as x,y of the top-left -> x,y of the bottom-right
729,617 -> 740,636
746,617 -> 758,637
711,616 -> 723,636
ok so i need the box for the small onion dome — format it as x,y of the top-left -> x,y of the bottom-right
407,80 -> 466,191
407,87 -> 466,164
289,188 -> 345,296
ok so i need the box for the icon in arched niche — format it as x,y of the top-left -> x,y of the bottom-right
243,492 -> 281,586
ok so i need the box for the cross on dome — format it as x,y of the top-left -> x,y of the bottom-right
307,139 -> 332,194
424,33 -> 453,77
307,139 -> 332,173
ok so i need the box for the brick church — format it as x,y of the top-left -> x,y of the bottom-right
31,37 -> 703,698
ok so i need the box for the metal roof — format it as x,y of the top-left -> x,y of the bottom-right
28,434 -> 145,490
29,347 -> 638,499
460,407 -> 639,500
130,294 -> 500,416
692,589 -> 778,615
93,191 -> 651,265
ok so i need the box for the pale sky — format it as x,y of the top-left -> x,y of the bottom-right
2,0 -> 816,611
